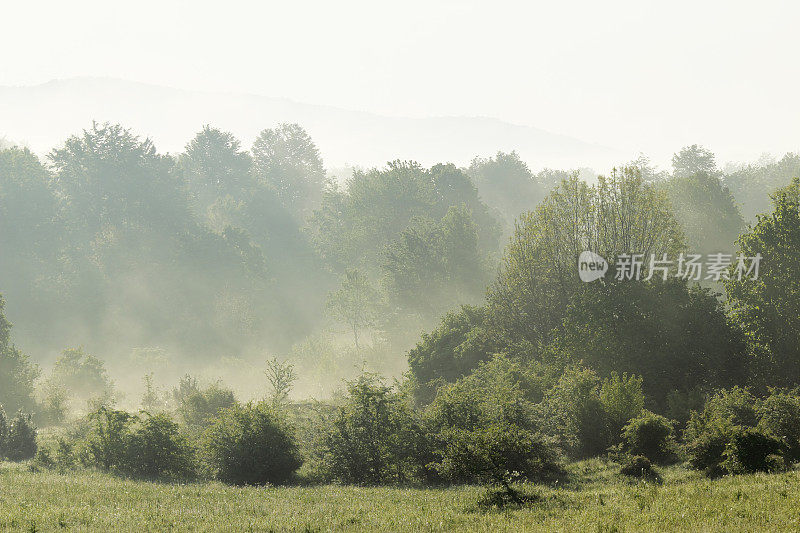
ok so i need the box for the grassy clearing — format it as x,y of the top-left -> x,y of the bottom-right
1,460 -> 799,532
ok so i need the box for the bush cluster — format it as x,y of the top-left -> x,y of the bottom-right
684,387 -> 800,476
0,406 -> 37,461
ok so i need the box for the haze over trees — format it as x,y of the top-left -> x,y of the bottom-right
2,126 -> 800,514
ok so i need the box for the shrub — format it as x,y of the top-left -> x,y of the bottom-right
84,407 -> 134,471
319,374 -> 430,484
701,387 -> 759,428
123,413 -> 196,480
685,418 -> 732,477
5,412 -> 37,461
177,381 -> 236,427
537,367 -> 609,458
434,423 -> 559,487
204,402 -> 301,485
599,372 -> 644,445
722,428 -> 786,475
757,389 -> 800,462
619,455 -> 659,481
621,411 -> 677,464
426,357 -> 561,486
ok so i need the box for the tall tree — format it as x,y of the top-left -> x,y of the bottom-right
179,125 -> 252,218
251,123 -> 326,219
726,178 -> 800,388
468,151 -> 545,229
326,270 -> 380,349
672,144 -> 717,179
488,167 -> 684,347
663,171 -> 744,254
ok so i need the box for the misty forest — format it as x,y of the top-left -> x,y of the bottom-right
2,122 -> 800,530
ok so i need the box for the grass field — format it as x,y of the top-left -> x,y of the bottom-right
1,460 -> 799,532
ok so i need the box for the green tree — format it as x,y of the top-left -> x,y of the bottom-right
5,411 -> 37,461
663,171 -> 744,254
0,296 -> 39,414
251,123 -> 326,218
488,168 -> 684,349
179,125 -> 253,216
726,178 -> 800,388
672,144 -> 717,179
554,278 -> 748,409
319,375 -> 429,484
326,270 -> 380,349
724,152 -> 800,221
467,151 -> 544,230
49,347 -> 113,401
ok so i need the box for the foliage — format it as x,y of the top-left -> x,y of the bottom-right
407,305 -> 502,405
671,144 -> 717,178
554,278 -> 748,409
123,412 -> 196,480
0,405 -> 6,457
326,270 -> 380,348
467,150 -> 545,230
251,123 -> 326,218
0,296 -> 39,414
619,455 -> 659,481
537,367 -> 609,458
621,411 -> 677,464
318,374 -> 430,484
488,168 -> 684,351
177,381 -> 237,428
726,178 -> 800,388
203,401 -> 301,485
84,407 -> 135,471
599,373 -> 645,445
684,387 -> 799,476
49,348 -> 113,401
757,389 -> 800,461
5,411 -> 37,461
721,428 -> 786,475
265,357 -> 296,405
662,171 -> 744,254
724,152 -> 800,221
426,356 -> 560,485
309,161 -> 499,275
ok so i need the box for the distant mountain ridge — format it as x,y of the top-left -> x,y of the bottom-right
0,77 -> 621,170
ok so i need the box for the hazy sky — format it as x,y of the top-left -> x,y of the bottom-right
2,0 -> 798,167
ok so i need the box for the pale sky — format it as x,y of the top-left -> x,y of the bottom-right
2,0 -> 798,168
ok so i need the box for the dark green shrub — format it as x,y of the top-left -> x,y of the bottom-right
537,367 -> 609,458
685,418 -> 732,477
600,373 -> 644,446
621,411 -> 677,464
757,389 -> 800,462
434,423 -> 559,487
701,387 -> 759,428
426,357 -> 561,486
204,402 -> 301,485
5,412 -> 37,461
722,428 -> 786,474
84,407 -> 134,471
319,375 -> 431,484
123,413 -> 196,480
619,455 -> 659,481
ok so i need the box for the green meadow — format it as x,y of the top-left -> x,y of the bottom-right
2,461 -> 798,532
